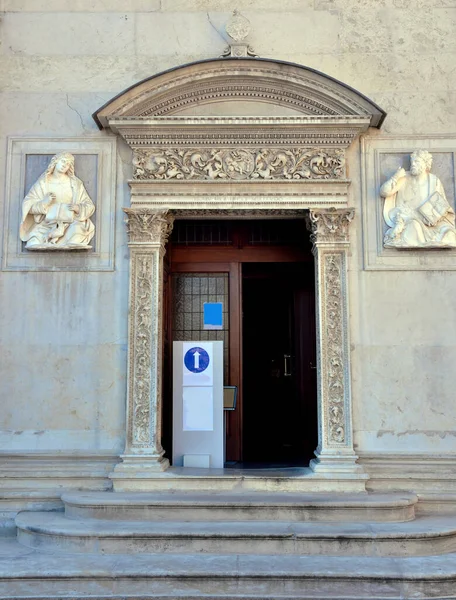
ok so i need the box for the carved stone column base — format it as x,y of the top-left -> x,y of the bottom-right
310,451 -> 368,477
110,454 -> 170,491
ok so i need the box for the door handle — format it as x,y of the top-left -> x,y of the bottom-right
284,354 -> 292,377
310,361 -> 317,370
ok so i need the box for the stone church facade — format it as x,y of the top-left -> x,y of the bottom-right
1,2 -> 456,598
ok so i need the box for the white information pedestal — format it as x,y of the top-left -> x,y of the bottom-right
173,341 -> 224,468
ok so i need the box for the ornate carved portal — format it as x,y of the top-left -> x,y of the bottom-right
110,205 -> 364,487
95,58 -> 385,489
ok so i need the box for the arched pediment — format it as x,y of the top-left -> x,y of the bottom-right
93,58 -> 385,129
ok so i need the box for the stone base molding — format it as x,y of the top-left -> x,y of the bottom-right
110,209 -> 174,490
307,209 -> 366,478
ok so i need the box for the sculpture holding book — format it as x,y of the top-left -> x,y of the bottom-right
19,152 -> 95,250
380,150 -> 456,249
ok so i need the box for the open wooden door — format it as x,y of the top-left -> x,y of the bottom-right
165,219 -> 316,464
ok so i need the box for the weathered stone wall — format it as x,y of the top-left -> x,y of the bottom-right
1,0 -> 456,465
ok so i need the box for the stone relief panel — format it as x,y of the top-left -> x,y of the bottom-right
3,138 -> 116,271
132,148 -> 346,181
324,253 -> 346,445
361,136 -> 456,270
131,253 -> 154,446
380,150 -> 456,249
20,153 -> 96,251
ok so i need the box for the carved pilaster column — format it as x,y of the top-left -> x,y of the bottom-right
110,209 -> 174,490
307,208 -> 365,476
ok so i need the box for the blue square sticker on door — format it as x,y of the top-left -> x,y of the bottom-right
203,302 -> 223,330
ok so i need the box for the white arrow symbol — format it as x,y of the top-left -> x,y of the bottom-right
194,351 -> 201,370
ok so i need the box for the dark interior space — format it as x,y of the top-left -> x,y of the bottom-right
241,262 -> 317,466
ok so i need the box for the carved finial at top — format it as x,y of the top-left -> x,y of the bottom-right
226,10 -> 251,41
222,10 -> 258,58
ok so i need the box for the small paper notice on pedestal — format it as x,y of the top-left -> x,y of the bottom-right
183,387 -> 214,431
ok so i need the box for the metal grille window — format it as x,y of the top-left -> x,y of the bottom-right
172,273 -> 229,383
171,221 -> 233,246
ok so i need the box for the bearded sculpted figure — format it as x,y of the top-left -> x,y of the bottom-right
20,152 -> 95,250
380,150 -> 456,249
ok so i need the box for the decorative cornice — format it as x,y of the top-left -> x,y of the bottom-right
94,59 -> 385,129
123,209 -> 174,245
107,116 -> 370,151
132,148 -> 346,181
169,209 -> 308,219
307,208 -> 354,246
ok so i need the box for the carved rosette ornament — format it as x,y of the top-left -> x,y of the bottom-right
133,148 -> 346,181
307,209 -> 359,471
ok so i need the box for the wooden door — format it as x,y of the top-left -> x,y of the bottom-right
166,220 -> 315,463
242,262 -> 316,464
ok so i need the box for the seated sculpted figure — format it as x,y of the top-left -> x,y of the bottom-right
380,150 -> 456,248
19,152 -> 95,250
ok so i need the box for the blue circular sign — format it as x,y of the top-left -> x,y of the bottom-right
184,347 -> 210,373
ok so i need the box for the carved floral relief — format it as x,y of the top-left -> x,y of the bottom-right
124,208 -> 174,245
324,254 -> 346,444
133,148 -> 345,181
307,208 -> 354,245
131,254 -> 154,445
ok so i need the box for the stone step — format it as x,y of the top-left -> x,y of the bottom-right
61,490 -> 418,522
1,539 -> 456,599
109,466 -> 370,493
15,512 -> 456,557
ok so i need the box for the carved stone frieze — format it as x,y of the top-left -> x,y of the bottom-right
307,208 -> 354,246
132,148 -> 346,182
124,208 -> 174,245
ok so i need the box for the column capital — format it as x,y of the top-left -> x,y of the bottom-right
307,208 -> 354,247
123,208 -> 174,246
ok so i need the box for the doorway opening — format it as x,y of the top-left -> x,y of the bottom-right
242,262 -> 317,467
165,218 -> 317,467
